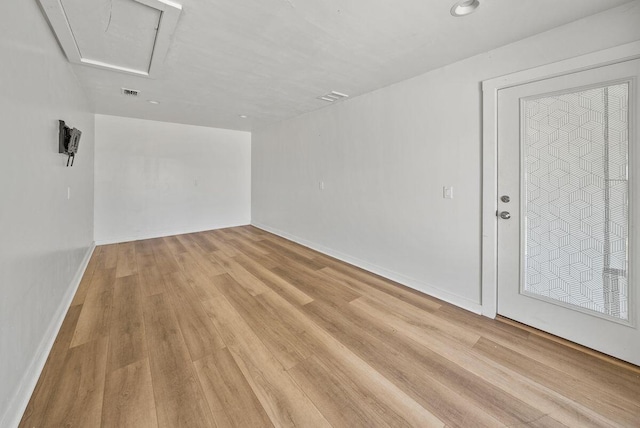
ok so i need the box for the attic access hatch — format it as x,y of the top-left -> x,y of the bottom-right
38,0 -> 182,78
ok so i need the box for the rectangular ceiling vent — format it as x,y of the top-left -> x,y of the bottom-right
121,88 -> 140,97
317,91 -> 349,102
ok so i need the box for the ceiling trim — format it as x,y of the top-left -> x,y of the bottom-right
38,0 -> 182,78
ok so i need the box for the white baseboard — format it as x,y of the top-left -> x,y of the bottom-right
1,242 -> 96,428
95,222 -> 251,245
251,222 -> 482,315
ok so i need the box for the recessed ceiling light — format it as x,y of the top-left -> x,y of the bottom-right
148,100 -> 160,104
450,0 -> 479,17
239,115 -> 248,119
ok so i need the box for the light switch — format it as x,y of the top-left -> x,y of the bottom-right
319,181 -> 325,190
443,186 -> 454,199
67,186 -> 71,200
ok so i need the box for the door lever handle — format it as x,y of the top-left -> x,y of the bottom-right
499,211 -> 511,220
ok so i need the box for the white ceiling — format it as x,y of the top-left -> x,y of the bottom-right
61,0 -> 631,131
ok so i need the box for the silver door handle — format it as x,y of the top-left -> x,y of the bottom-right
499,211 -> 511,219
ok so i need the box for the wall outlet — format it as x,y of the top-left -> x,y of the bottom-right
443,186 -> 453,199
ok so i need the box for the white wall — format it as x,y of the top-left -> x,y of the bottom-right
252,2 -> 640,312
0,1 -> 95,426
95,115 -> 251,244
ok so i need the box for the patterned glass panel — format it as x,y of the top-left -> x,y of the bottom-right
523,83 -> 629,320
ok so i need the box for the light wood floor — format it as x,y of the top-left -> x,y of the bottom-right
20,226 -> 640,427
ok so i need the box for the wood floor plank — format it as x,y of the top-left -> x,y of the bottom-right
146,237 -> 166,247
134,239 -> 155,256
352,295 -> 480,347
256,239 -> 326,271
107,275 -> 147,372
302,300 -> 505,427
96,244 -> 119,270
39,337 -> 109,427
22,227 -> 640,427
233,225 -> 267,241
175,235 -> 227,277
435,303 -> 531,345
297,346 -> 446,428
260,234 -> 320,260
213,227 -> 245,240
151,239 -> 181,274
245,225 -> 270,236
204,230 -> 240,257
174,252 -> 225,301
271,265 -> 360,306
142,293 -> 217,428
163,235 -> 188,255
214,274 -> 312,369
101,359 -> 158,428
501,317 -> 640,375
317,256 -> 444,313
19,305 -> 83,428
70,268 -> 116,348
136,253 -> 157,270
345,298 -> 552,426
492,322 -> 640,402
288,355 -> 396,428
350,296 -> 614,428
201,294 -> 331,427
116,241 -> 137,278
186,232 -> 220,253
231,244 -> 283,269
135,238 -> 158,269
211,250 -> 271,296
474,337 -> 640,427
233,253 -> 313,306
138,265 -> 169,297
163,270 -> 226,360
174,233 -> 205,253
320,265 -> 442,313
70,247 -> 100,307
253,288 -> 446,427
526,415 -> 572,428
194,347 -> 274,428
227,236 -> 270,256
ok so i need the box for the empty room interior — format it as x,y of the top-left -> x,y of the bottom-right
3,0 -> 640,426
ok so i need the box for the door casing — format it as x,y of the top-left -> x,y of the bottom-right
481,40 -> 640,319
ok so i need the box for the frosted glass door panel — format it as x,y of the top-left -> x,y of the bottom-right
497,58 -> 640,365
522,83 -> 629,321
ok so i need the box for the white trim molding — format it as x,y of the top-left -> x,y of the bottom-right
2,243 -> 96,428
481,40 -> 640,319
37,0 -> 182,78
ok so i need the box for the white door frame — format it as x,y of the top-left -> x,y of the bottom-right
481,40 -> 640,318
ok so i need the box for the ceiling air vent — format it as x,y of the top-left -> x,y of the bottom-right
317,91 -> 349,102
121,88 -> 140,97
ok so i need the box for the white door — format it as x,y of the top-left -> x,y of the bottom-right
497,59 -> 640,366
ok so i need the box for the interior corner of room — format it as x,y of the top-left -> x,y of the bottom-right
2,0 -> 640,426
